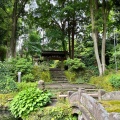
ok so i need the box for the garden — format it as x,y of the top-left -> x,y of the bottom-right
0,0 -> 120,120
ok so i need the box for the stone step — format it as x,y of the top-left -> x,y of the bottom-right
50,68 -> 68,83
52,77 -> 67,80
52,80 -> 68,83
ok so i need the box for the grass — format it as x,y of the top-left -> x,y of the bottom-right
99,100 -> 120,113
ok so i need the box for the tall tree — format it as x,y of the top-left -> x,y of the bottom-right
0,0 -> 29,57
34,0 -> 87,59
10,0 -> 29,57
89,0 -> 113,75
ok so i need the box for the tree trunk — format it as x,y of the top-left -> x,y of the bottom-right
101,0 -> 109,73
68,20 -> 71,58
71,24 -> 74,59
90,0 -> 103,76
10,0 -> 17,57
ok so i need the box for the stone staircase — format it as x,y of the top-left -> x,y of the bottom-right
50,68 -> 68,83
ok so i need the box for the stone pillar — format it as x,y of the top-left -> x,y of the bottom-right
18,72 -> 21,83
38,80 -> 45,90
78,88 -> 86,99
98,89 -> 106,101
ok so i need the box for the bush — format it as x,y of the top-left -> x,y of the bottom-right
7,57 -> 33,81
32,63 -> 51,82
89,75 -> 114,91
64,58 -> 85,71
64,71 -> 77,83
10,88 -> 52,119
22,73 -> 34,82
109,75 -> 120,90
0,76 -> 17,93
17,82 -> 37,92
0,62 -> 17,93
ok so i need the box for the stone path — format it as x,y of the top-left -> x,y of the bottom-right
46,83 -> 96,91
45,82 -> 96,106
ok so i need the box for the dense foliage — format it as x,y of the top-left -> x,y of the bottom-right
89,70 -> 120,91
10,88 -> 52,119
109,74 -> 120,89
64,58 -> 85,71
0,61 -> 17,93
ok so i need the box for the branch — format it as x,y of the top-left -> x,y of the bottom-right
51,17 -> 61,29
17,0 -> 28,18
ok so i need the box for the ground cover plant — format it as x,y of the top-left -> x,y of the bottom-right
26,102 -> 78,120
89,70 -> 120,91
9,88 -> 52,119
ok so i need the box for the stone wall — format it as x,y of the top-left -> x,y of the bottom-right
102,91 -> 120,100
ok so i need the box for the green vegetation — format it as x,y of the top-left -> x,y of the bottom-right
27,103 -> 78,120
9,88 -> 52,119
64,58 -> 85,72
100,100 -> 120,113
0,0 -> 120,119
89,70 -> 120,91
109,74 -> 120,90
0,61 -> 17,93
32,63 -> 52,82
0,92 -> 17,107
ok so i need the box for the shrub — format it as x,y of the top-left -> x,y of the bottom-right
7,57 -> 33,81
0,62 -> 17,93
32,63 -> 51,82
64,58 -> 85,71
22,73 -> 34,82
32,65 -> 41,81
17,82 -> 37,92
64,71 -> 77,83
0,76 -> 17,93
40,71 -> 51,82
109,75 -> 120,90
89,75 -> 114,91
9,88 -> 52,119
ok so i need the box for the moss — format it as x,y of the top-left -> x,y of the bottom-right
99,100 -> 120,113
0,93 -> 17,107
89,74 -> 115,91
27,102 -> 77,120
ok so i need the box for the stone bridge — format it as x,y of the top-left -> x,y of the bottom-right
66,89 -> 120,120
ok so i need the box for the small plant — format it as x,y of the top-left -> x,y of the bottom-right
22,73 -> 34,82
64,58 -> 85,71
109,75 -> 120,90
9,88 -> 52,119
64,71 -> 76,83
